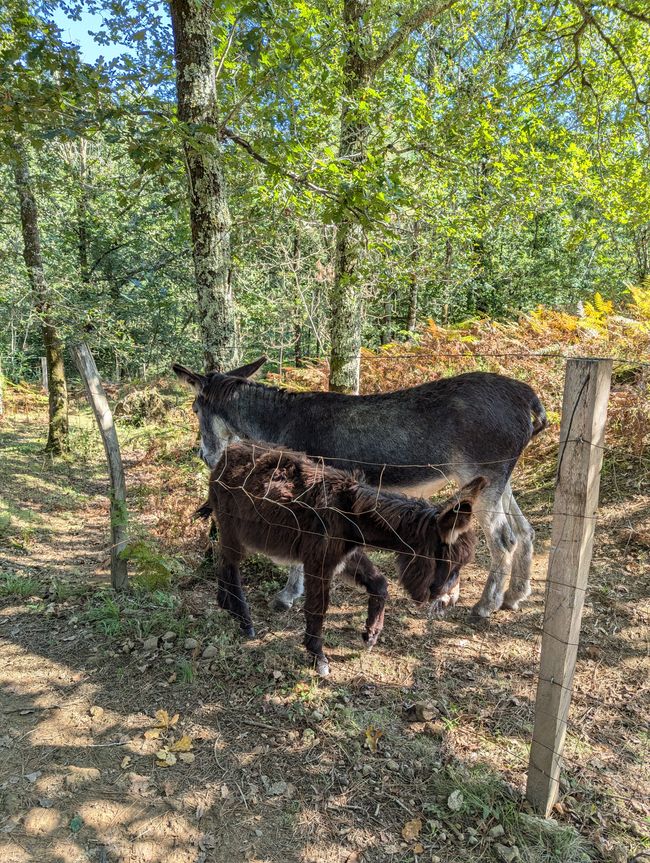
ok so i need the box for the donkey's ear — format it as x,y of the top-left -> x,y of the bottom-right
437,476 -> 486,543
225,355 -> 268,379
172,363 -> 206,392
437,499 -> 474,545
457,476 -> 488,499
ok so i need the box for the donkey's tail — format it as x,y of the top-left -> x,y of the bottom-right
531,394 -> 548,437
193,501 -> 212,521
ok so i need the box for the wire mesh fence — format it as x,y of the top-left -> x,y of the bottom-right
1,349 -> 648,844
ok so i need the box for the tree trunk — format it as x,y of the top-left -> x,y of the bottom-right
329,0 -> 454,390
406,221 -> 421,332
13,138 -> 68,454
170,0 -> 239,372
291,233 -> 304,367
328,0 -> 373,394
76,139 -> 91,289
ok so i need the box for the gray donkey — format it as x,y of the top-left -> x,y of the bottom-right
174,357 -> 547,620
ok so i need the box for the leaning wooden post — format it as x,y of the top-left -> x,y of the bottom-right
71,342 -> 129,591
526,357 -> 612,816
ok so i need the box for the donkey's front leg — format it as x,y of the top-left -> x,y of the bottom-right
272,564 -> 305,611
340,550 -> 388,648
302,558 -> 334,677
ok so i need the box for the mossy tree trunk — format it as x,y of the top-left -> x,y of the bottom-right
170,0 -> 239,372
329,0 -> 456,393
12,137 -> 69,454
328,0 -> 372,394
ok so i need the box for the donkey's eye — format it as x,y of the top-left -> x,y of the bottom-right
192,400 -> 199,414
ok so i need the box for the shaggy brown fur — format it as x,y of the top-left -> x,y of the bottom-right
201,442 -> 485,675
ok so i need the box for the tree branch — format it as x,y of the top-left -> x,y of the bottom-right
572,0 -> 647,105
370,0 -> 459,73
221,127 -> 339,202
608,2 -> 650,26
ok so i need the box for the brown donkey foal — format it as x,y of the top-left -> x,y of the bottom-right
201,441 -> 485,676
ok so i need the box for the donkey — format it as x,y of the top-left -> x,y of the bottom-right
200,441 -> 484,675
174,357 -> 547,620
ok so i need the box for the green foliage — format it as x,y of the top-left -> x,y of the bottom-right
0,0 -> 648,378
114,388 -> 170,427
0,571 -> 40,598
120,538 -> 177,591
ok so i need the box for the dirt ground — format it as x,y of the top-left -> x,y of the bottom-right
1,399 -> 648,863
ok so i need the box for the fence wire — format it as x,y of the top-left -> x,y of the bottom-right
1,350 -> 648,837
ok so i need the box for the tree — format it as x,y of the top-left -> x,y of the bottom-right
12,136 -> 69,453
169,0 -> 239,371
329,0 -> 458,392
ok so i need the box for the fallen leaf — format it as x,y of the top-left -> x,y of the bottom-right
154,709 -> 179,729
220,783 -> 230,798
266,780 -> 288,797
120,756 -> 132,769
414,843 -> 424,855
364,725 -> 383,753
179,752 -> 195,764
170,734 -> 193,752
156,748 -> 177,767
402,818 -> 422,842
447,790 -> 464,811
144,728 -> 162,740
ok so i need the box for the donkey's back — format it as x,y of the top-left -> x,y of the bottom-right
277,371 -> 546,491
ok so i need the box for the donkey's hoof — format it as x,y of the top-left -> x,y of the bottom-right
363,630 -> 381,649
429,598 -> 449,618
313,655 -> 330,677
241,624 -> 256,638
271,594 -> 293,612
468,604 -> 492,627
500,598 -> 521,611
501,589 -> 529,611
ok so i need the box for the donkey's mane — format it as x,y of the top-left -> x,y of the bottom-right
353,484 -> 440,544
203,372 -> 251,408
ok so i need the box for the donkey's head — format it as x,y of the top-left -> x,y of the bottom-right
395,477 -> 487,604
172,357 -> 267,467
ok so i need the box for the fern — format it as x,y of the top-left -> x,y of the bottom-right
627,277 -> 650,323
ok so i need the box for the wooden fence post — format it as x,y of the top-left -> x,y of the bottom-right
71,342 -> 129,591
526,357 -> 612,816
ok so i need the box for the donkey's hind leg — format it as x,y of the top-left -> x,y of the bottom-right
339,550 -> 388,648
218,532 -> 255,638
272,564 -> 304,611
471,481 -> 517,621
302,556 -> 334,677
502,486 -> 534,611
